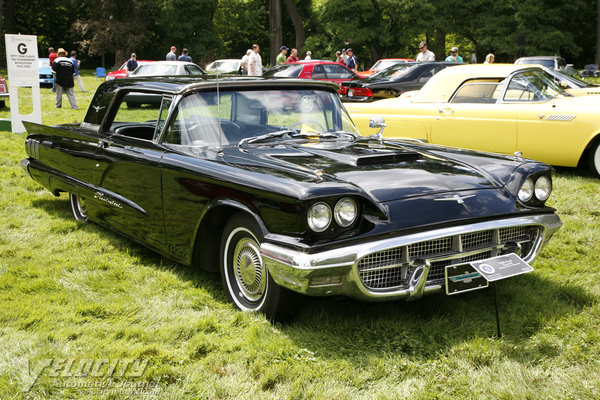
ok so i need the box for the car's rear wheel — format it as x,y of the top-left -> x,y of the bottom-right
220,213 -> 299,321
589,140 -> 600,178
69,194 -> 88,222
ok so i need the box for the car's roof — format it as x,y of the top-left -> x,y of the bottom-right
139,61 -> 198,67
413,63 -> 540,102
516,56 -> 564,60
99,76 -> 341,95
209,59 -> 240,63
290,60 -> 345,65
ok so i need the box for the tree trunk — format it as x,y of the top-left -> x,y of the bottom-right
269,0 -> 282,67
114,49 -> 126,69
4,0 -> 15,33
283,0 -> 304,53
434,30 -> 446,62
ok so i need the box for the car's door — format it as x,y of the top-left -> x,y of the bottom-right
92,93 -> 171,248
430,79 -> 518,155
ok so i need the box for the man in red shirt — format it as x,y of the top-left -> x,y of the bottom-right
48,47 -> 58,92
286,48 -> 299,63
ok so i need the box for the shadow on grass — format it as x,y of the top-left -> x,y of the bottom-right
30,196 -> 225,298
30,195 -> 597,364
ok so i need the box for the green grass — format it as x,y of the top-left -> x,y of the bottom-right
0,73 -> 600,399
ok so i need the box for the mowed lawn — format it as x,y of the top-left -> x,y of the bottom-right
0,72 -> 599,399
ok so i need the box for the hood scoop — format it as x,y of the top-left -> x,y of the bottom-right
296,146 -> 421,166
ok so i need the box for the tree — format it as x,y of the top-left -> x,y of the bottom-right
74,0 -> 158,68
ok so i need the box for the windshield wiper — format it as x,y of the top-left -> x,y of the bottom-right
291,132 -> 339,139
238,130 -> 294,146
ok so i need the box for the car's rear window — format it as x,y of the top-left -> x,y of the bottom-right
264,64 -> 304,78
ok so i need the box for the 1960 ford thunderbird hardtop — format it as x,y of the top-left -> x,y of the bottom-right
22,76 -> 562,320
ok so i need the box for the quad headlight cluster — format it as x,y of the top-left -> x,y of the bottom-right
307,197 -> 358,232
518,175 -> 552,203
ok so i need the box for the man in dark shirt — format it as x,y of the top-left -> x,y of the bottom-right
346,48 -> 357,73
52,48 -> 78,109
178,48 -> 192,62
126,53 -> 138,75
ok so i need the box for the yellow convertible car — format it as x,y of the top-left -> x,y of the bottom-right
346,64 -> 600,177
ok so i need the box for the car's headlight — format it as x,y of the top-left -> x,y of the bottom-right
534,176 -> 552,201
307,202 -> 331,232
334,197 -> 357,227
106,75 -> 115,80
518,178 -> 534,202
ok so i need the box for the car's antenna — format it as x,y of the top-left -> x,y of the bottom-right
217,72 -> 223,155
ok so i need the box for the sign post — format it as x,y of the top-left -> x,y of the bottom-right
5,34 -> 42,133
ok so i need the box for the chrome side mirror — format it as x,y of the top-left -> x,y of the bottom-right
368,117 -> 386,143
559,80 -> 568,88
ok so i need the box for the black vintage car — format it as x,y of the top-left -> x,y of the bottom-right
341,61 -> 460,102
22,76 -> 562,320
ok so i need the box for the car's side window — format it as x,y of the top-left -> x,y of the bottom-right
107,92 -> 163,140
312,65 -> 326,79
163,92 -> 234,146
451,80 -> 502,104
153,96 -> 173,142
323,64 -> 354,79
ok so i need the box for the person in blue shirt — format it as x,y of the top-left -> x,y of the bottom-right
178,48 -> 193,62
126,53 -> 138,75
70,51 -> 85,92
346,48 -> 358,73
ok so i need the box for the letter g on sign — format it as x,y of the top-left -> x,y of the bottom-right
17,43 -> 28,54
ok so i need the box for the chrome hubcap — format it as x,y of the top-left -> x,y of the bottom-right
77,197 -> 87,218
233,238 -> 266,302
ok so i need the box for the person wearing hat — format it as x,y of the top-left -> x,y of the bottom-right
52,48 -> 78,109
126,53 -> 138,75
276,46 -> 289,65
445,46 -> 463,62
346,48 -> 358,73
166,46 -> 177,61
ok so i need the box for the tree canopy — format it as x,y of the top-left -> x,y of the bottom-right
1,0 -> 597,69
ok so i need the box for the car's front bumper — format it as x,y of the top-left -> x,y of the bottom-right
261,213 -> 562,301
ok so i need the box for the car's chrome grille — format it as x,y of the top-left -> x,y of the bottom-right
358,225 -> 540,291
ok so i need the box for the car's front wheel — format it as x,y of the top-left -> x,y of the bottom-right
220,213 -> 299,321
589,140 -> 600,178
69,193 -> 88,222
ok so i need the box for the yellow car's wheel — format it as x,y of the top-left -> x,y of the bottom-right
590,141 -> 600,178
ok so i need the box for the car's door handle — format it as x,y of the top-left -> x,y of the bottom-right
438,108 -> 454,115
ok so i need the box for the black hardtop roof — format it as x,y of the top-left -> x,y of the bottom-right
99,75 -> 341,95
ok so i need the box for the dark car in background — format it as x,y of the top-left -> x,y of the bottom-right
264,61 -> 358,94
21,76 -> 561,320
341,62 -> 460,102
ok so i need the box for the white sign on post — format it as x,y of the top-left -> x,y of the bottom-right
5,34 -> 42,133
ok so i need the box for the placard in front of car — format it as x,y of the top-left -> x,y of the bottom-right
445,263 -> 488,295
470,253 -> 533,282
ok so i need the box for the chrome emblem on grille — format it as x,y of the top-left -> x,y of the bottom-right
434,194 -> 476,204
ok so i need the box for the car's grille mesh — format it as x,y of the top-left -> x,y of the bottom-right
358,226 -> 540,290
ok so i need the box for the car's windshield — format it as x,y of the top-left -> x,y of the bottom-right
548,69 -> 591,88
38,59 -> 50,68
371,60 -> 405,71
133,64 -> 179,76
163,89 -> 359,147
504,69 -> 569,102
367,63 -> 415,81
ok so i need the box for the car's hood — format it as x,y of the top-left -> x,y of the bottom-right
222,139 -> 519,203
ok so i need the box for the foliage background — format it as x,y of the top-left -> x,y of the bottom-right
0,0 -> 598,70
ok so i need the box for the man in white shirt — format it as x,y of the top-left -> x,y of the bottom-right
416,41 -> 435,62
248,44 -> 263,76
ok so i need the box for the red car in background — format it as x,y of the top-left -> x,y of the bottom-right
105,60 -> 155,81
263,61 -> 358,94
357,58 -> 415,78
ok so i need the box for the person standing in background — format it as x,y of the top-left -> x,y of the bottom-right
304,51 -> 312,60
416,41 -> 435,62
48,47 -> 58,92
346,48 -> 357,73
240,49 -> 252,75
336,51 -> 344,64
166,46 -> 177,61
484,53 -> 495,64
470,51 -> 477,64
126,53 -> 138,75
248,44 -> 262,76
70,51 -> 85,92
276,46 -> 289,64
286,48 -> 299,63
178,48 -> 192,62
445,47 -> 463,62
52,48 -> 78,109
